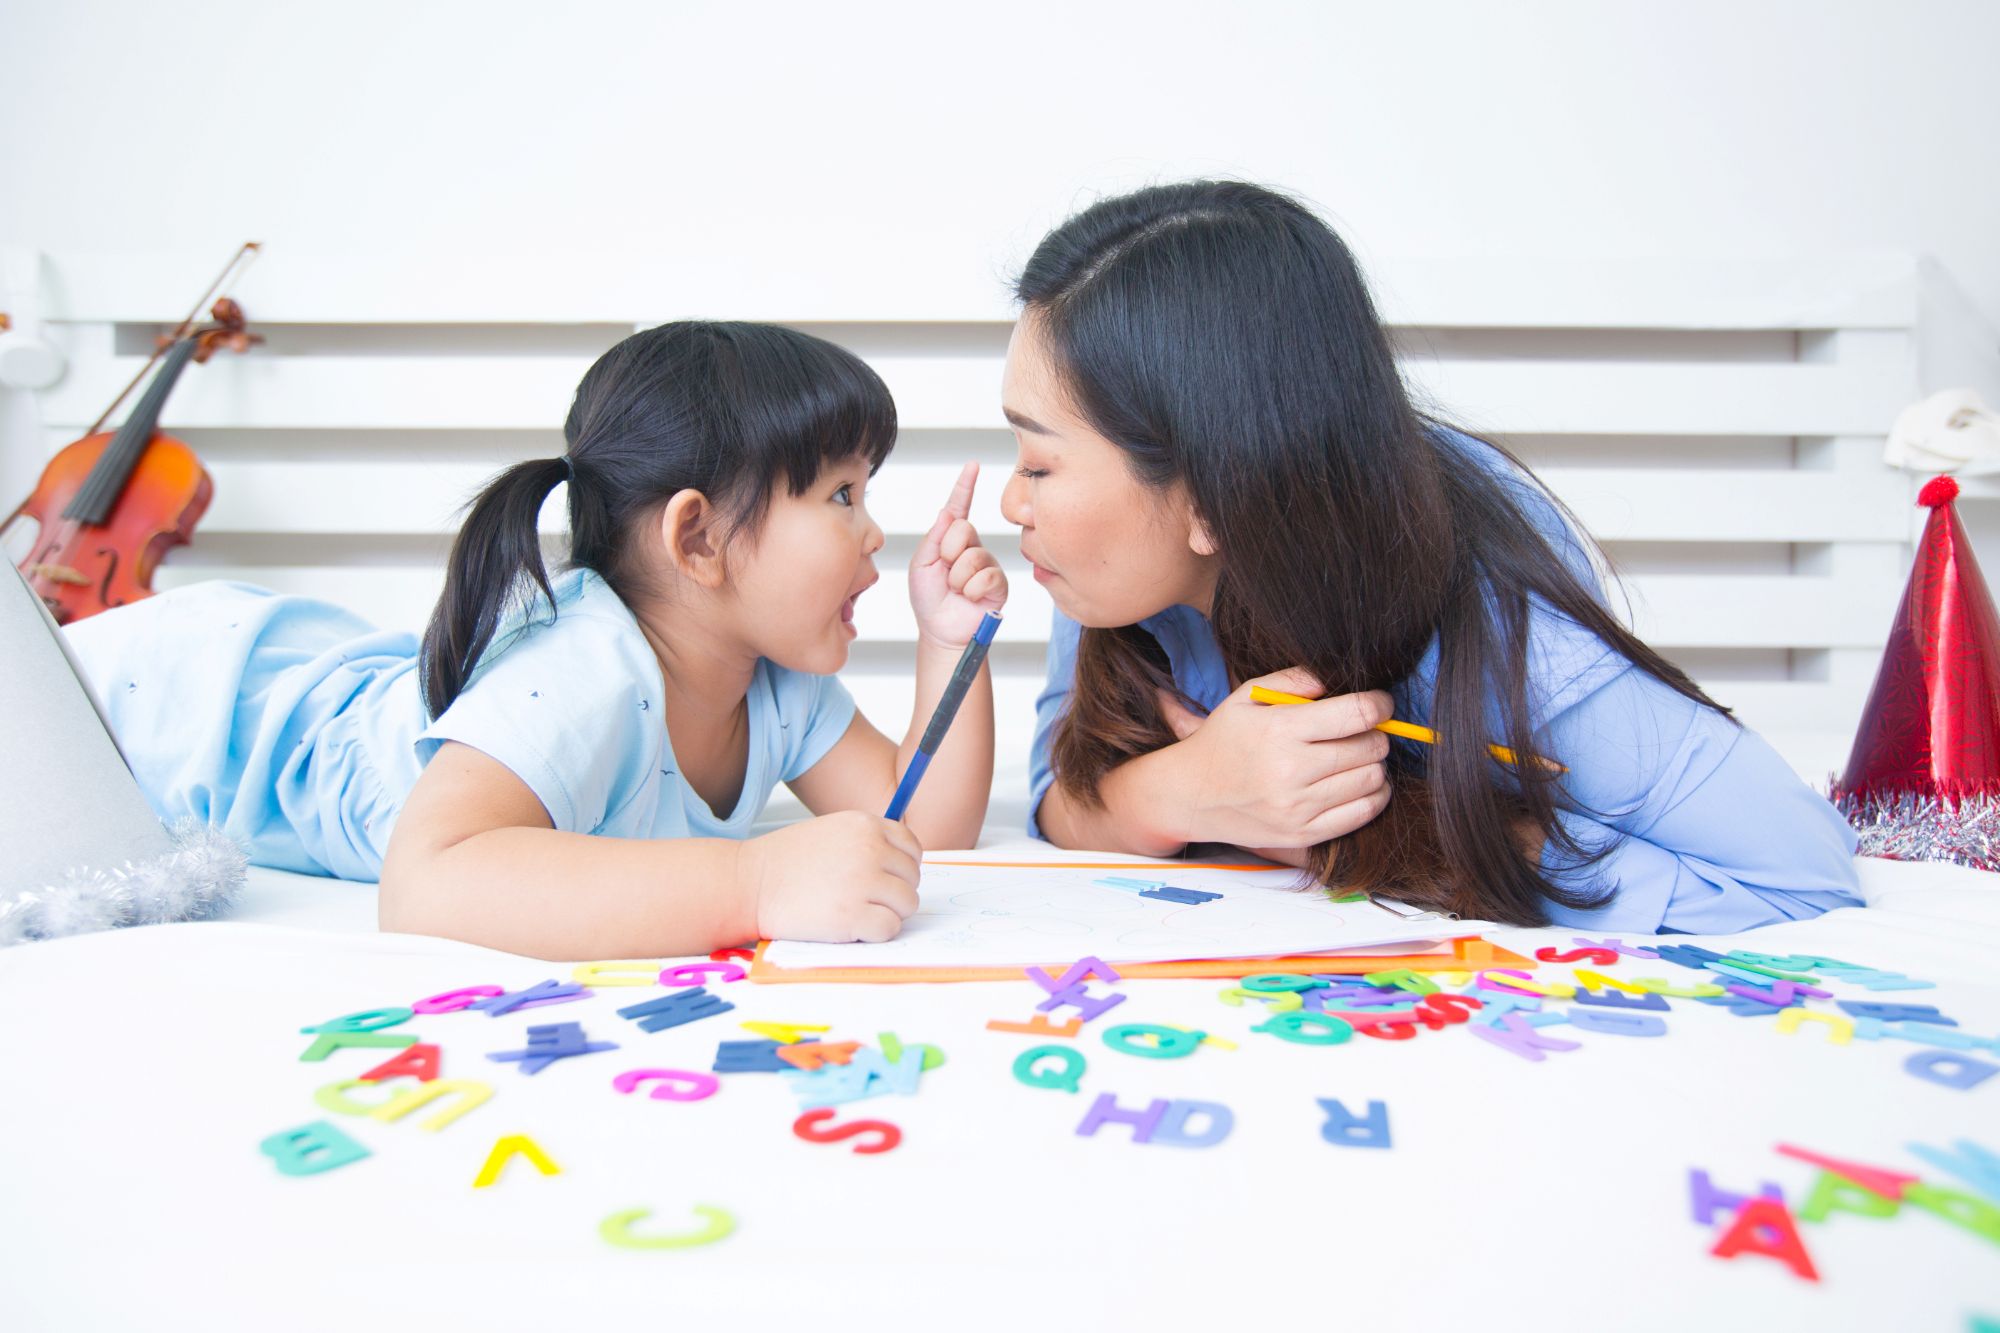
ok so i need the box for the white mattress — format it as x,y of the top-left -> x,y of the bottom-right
2,835 -> 1995,1331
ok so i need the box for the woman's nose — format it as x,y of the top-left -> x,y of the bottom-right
999,469 -> 1030,528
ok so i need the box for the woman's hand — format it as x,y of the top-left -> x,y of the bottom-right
739,810 -> 923,943
1153,667 -> 1394,851
908,461 -> 1008,649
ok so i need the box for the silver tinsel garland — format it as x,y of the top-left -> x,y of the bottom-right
1830,787 -> 2000,873
0,817 -> 248,947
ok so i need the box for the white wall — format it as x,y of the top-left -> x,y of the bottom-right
3,0 -> 1999,329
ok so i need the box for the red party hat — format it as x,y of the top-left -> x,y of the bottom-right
1832,475 -> 2000,867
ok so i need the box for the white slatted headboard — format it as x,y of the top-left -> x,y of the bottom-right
11,253 -> 1941,800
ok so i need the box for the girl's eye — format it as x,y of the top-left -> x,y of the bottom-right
1015,466 -> 1049,480
834,484 -> 854,506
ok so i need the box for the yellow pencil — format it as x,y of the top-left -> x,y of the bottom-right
1247,685 -> 1566,772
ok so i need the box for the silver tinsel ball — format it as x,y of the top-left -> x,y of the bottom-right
0,820 -> 248,946
1831,787 -> 2000,873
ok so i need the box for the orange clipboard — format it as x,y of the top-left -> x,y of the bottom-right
746,935 -> 1536,985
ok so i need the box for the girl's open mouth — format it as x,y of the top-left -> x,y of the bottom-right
840,595 -> 857,624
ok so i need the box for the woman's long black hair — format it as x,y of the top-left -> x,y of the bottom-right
1025,181 -> 1728,924
420,321 -> 896,716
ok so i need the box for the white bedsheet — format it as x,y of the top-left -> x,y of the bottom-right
2,841 -> 1995,1332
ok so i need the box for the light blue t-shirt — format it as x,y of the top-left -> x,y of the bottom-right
1026,429 -> 1863,935
64,568 -> 857,879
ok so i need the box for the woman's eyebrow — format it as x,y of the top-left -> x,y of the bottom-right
1003,406 -> 1055,436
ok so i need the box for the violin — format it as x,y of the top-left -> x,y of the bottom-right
5,246 -> 261,625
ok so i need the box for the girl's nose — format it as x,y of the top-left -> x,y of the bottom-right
863,515 -> 886,557
999,469 -> 1031,529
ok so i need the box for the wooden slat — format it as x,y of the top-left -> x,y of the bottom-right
149,558 -> 1906,653
40,351 -> 1908,437
192,458 -> 1910,546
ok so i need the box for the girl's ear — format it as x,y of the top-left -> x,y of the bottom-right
659,489 -> 727,588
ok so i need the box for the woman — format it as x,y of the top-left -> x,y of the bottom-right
1001,180 -> 1861,932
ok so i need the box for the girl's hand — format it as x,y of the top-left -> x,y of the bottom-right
740,811 -> 923,943
908,461 -> 1008,649
1154,668 -> 1395,851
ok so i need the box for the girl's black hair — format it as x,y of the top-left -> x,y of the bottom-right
420,320 -> 896,716
1023,181 -> 1729,924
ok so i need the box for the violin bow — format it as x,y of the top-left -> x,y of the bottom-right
83,241 -> 263,437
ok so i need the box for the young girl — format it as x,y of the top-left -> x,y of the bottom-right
65,321 -> 1007,957
1004,181 -> 1862,933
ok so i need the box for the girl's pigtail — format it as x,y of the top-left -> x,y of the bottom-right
419,457 -> 570,716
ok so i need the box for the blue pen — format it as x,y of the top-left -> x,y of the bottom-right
885,611 -> 1002,821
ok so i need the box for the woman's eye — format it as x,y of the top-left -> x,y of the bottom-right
1015,466 -> 1049,480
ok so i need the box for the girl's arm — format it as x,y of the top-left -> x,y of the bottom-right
784,642 -> 994,849
789,461 -> 1005,848
379,741 -> 921,959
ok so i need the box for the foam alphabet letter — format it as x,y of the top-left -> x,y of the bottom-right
985,1014 -> 1084,1038
1709,1198 -> 1819,1281
412,985 -> 503,1014
1471,1013 -> 1581,1062
298,1030 -> 417,1062
370,1079 -> 493,1132
1149,1099 -> 1234,1148
1012,1044 -> 1086,1093
1797,1171 -> 1899,1224
1904,1139 -> 2000,1202
1774,1008 -> 1854,1044
740,1021 -> 830,1045
1838,1001 -> 1955,1026
616,987 -> 734,1033
1026,955 -> 1121,994
470,979 -> 587,1017
259,1120 -> 371,1176
312,1077 -> 408,1116
1534,945 -> 1619,967
1571,987 -> 1669,1013
876,1032 -> 946,1070
658,962 -> 746,986
472,1134 -> 560,1187
1102,1023 -> 1203,1059
1074,1092 -> 1167,1143
1567,1009 -> 1667,1037
1775,1144 -> 1917,1200
358,1043 -> 441,1083
1038,984 -> 1127,1023
1906,1049 -> 2000,1091
1903,1183 -> 2000,1246
612,1068 -> 721,1102
1687,1168 -> 1784,1226
1317,1098 -> 1391,1149
599,1205 -> 735,1250
791,1108 -> 901,1154
1253,1012 -> 1354,1045
571,961 -> 665,987
298,1007 -> 413,1035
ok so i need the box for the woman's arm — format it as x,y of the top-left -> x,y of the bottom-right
1035,670 -> 1395,857
379,741 -> 921,959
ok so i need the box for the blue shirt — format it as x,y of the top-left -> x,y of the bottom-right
1027,431 -> 1862,934
65,568 -> 856,879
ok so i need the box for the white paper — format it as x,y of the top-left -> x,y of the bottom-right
761,851 -> 1489,968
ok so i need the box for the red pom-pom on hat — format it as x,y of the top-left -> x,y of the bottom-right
1918,475 -> 1960,508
